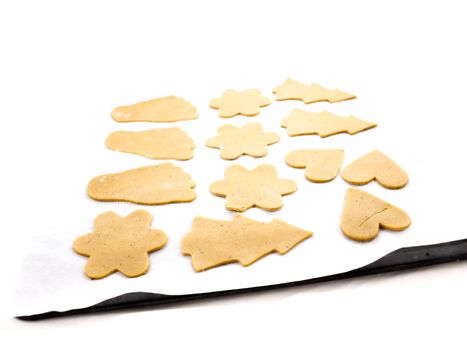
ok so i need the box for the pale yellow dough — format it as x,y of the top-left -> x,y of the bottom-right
111,95 -> 197,122
341,188 -> 411,242
182,214 -> 312,272
87,163 -> 196,205
209,89 -> 271,118
281,109 -> 376,137
206,123 -> 279,160
105,127 -> 194,160
341,150 -> 408,189
209,164 -> 296,212
73,210 -> 167,279
273,79 -> 356,104
285,149 -> 344,182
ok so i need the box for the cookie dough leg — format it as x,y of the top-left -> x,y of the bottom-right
84,256 -> 117,279
118,255 -> 150,278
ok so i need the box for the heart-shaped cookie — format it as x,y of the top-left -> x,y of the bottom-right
285,149 -> 344,182
341,150 -> 408,189
341,188 -> 411,242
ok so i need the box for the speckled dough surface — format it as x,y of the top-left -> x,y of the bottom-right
341,188 -> 411,242
209,164 -> 297,212
209,89 -> 271,118
105,127 -> 195,160
111,95 -> 197,122
281,109 -> 376,137
73,210 -> 168,279
341,150 -> 408,189
273,79 -> 356,104
206,123 -> 279,160
182,214 -> 312,272
87,163 -> 196,205
285,149 -> 345,182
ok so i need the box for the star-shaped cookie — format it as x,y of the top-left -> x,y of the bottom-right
206,123 -> 279,160
209,164 -> 297,212
209,89 -> 272,118
73,210 -> 168,279
273,79 -> 356,104
341,188 -> 411,242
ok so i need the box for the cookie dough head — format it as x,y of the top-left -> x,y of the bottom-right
206,123 -> 279,160
341,188 -> 411,242
73,210 -> 168,279
341,150 -> 408,189
182,214 -> 312,272
285,149 -> 344,182
209,164 -> 297,212
209,89 -> 272,118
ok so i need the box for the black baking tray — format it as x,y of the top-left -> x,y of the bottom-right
17,238 -> 467,321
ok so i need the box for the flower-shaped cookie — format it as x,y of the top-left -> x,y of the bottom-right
210,164 -> 297,212
73,210 -> 168,279
206,123 -> 279,160
209,89 -> 272,118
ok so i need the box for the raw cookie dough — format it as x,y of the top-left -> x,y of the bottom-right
111,95 -> 197,122
341,188 -> 411,242
341,150 -> 408,189
285,149 -> 345,182
209,89 -> 271,118
206,123 -> 279,160
209,164 -> 297,212
281,109 -> 376,137
87,163 -> 196,205
73,210 -> 167,279
273,79 -> 356,104
105,127 -> 195,160
182,214 -> 312,271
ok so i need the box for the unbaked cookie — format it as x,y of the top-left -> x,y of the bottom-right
281,109 -> 376,137
87,163 -> 196,205
106,127 -> 195,160
182,214 -> 312,272
285,149 -> 344,182
341,150 -> 408,189
73,210 -> 167,279
209,164 -> 296,212
206,123 -> 279,160
209,89 -> 271,118
341,188 -> 411,242
111,95 -> 197,122
273,79 -> 356,104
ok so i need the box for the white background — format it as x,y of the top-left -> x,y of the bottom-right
1,0 -> 467,348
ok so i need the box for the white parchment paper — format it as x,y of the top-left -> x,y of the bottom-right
13,80 -> 467,316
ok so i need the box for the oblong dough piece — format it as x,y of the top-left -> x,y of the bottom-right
206,123 -> 279,160
285,149 -> 344,182
209,164 -> 297,212
182,214 -> 312,272
341,150 -> 408,189
73,210 -> 168,279
106,128 -> 195,160
87,163 -> 196,205
111,95 -> 197,122
341,188 -> 411,242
